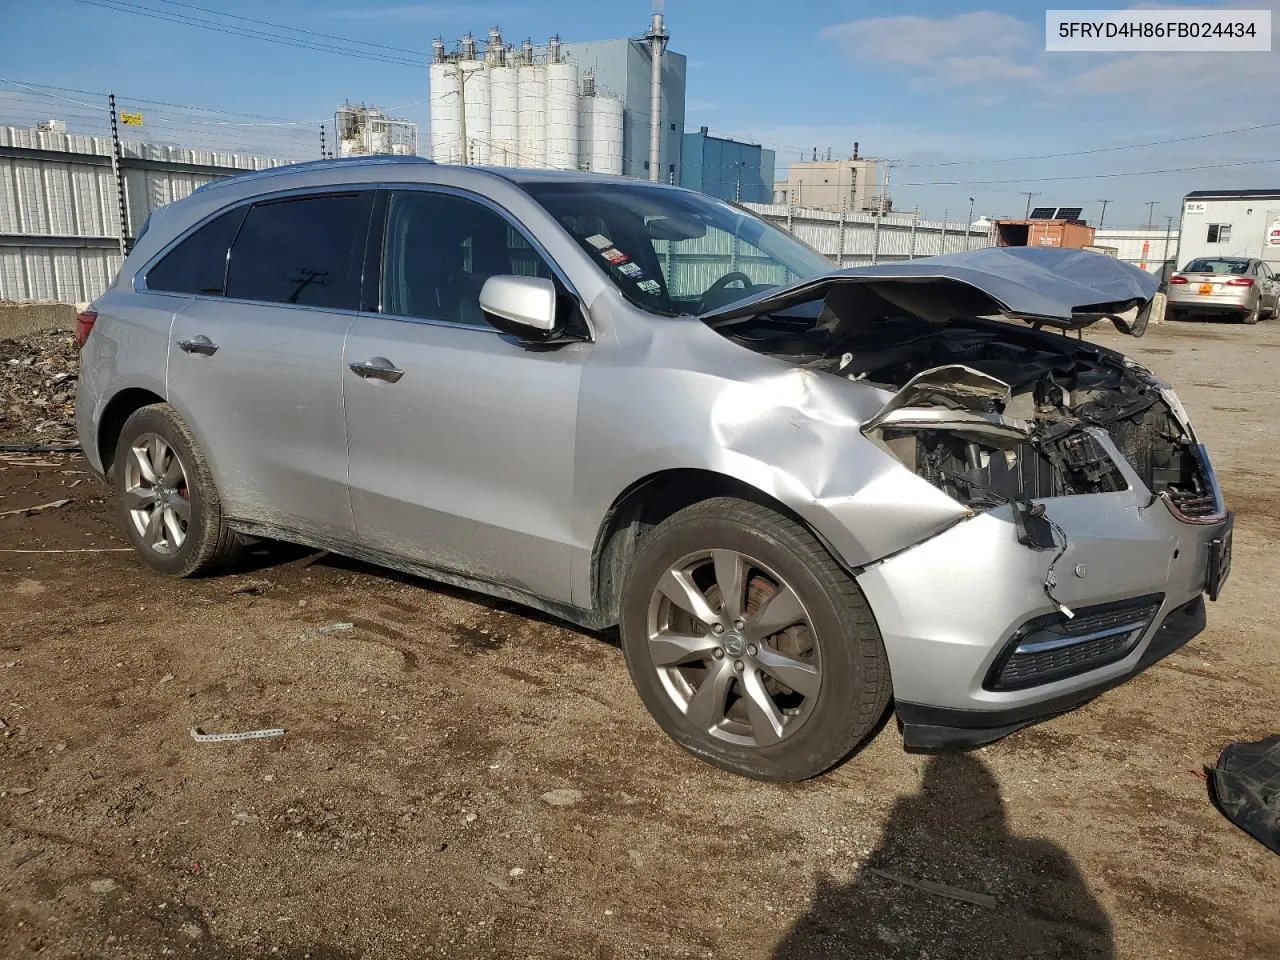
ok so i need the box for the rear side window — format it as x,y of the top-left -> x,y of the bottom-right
146,207 -> 246,296
226,193 -> 372,310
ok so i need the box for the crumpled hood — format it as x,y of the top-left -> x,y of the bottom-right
700,246 -> 1161,335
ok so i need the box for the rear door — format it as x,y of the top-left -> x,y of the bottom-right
165,189 -> 374,538
342,187 -> 587,604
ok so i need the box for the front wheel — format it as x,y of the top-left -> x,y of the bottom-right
619,498 -> 891,781
114,403 -> 242,577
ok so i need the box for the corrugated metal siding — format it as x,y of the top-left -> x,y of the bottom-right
1,129 -> 285,303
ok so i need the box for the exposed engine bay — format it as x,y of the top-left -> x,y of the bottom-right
711,285 -> 1221,524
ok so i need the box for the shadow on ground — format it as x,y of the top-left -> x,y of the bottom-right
773,754 -> 1113,959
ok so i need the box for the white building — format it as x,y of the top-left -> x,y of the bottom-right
1177,189 -> 1280,270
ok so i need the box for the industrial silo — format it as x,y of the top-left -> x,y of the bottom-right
592,94 -> 624,175
459,33 -> 490,165
578,95 -> 597,173
516,44 -> 547,168
544,36 -> 579,171
489,40 -> 519,167
428,41 -> 460,165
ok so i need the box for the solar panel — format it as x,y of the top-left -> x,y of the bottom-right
1055,207 -> 1084,222
1029,207 -> 1057,220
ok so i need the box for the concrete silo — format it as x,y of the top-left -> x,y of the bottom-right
544,36 -> 579,171
428,37 -> 460,164
516,39 -> 547,168
459,32 -> 490,165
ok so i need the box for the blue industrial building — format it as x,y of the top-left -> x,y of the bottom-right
679,127 -> 776,204
560,38 -> 687,182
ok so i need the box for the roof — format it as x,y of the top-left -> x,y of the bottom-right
192,154 -> 434,195
1185,188 -> 1280,200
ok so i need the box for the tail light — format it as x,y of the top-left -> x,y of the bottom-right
1168,275 -> 1188,284
1226,277 -> 1255,287
74,309 -> 98,347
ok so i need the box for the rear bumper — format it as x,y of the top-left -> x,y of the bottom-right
895,595 -> 1205,749
1166,292 -> 1255,313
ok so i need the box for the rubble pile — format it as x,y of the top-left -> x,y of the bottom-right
0,331 -> 80,446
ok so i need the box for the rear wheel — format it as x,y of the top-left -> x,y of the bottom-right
1241,302 -> 1261,325
115,403 -> 241,577
619,497 -> 891,781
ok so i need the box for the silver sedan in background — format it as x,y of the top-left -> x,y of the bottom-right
1167,257 -> 1278,324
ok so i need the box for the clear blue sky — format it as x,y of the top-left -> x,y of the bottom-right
3,1 -> 1278,226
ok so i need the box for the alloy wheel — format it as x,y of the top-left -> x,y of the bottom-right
124,432 -> 191,556
645,549 -> 822,748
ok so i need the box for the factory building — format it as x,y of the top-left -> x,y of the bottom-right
1176,189 -> 1280,271
773,148 -> 885,213
680,127 -> 775,204
334,103 -> 418,158
427,17 -> 684,180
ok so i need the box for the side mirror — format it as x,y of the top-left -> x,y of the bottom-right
479,275 -> 559,342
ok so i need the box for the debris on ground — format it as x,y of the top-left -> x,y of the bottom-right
190,727 -> 286,743
0,332 -> 79,446
540,788 -> 584,807
866,868 -> 998,909
0,497 -> 72,518
302,621 -> 354,639
1206,734 -> 1280,855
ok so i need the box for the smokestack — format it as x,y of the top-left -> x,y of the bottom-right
647,10 -> 667,182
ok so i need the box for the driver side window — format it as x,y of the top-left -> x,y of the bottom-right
381,190 -> 553,326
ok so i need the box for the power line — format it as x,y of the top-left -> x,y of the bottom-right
898,157 -> 1280,187
148,0 -> 427,56
69,0 -> 425,68
901,120 -> 1280,168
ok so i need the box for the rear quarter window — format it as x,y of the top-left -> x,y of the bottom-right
145,207 -> 247,296
225,193 -> 372,310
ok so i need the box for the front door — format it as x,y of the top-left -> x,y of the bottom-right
166,190 -> 373,537
343,188 -> 587,604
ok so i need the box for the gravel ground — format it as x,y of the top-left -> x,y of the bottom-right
0,319 -> 1277,959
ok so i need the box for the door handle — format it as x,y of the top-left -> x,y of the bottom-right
349,358 -> 404,383
177,335 -> 219,356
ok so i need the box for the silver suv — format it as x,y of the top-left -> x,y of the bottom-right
76,158 -> 1232,781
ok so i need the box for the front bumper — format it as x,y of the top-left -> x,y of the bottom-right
856,433 -> 1229,750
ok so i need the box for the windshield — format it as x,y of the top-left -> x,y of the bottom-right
1184,258 -> 1249,274
519,180 -> 834,316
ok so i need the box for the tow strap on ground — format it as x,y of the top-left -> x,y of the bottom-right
1206,735 -> 1280,855
190,727 -> 285,743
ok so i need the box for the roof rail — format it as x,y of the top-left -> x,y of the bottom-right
192,154 -> 435,194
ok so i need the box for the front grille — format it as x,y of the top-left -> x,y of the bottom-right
986,595 -> 1164,691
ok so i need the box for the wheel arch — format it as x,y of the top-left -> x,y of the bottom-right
590,468 -> 854,627
97,386 -> 167,477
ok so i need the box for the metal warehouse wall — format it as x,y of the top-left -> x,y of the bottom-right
744,203 -> 992,265
0,126 -> 285,304
1093,227 -> 1180,278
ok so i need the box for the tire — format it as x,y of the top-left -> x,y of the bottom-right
1241,302 -> 1261,325
114,403 -> 242,577
619,497 -> 891,781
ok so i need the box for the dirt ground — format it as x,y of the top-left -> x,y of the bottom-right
1,318 -> 1278,960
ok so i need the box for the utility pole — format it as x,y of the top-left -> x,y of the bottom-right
107,93 -> 129,256
447,61 -> 484,165
966,196 -> 974,248
1096,198 -> 1111,230
1021,191 -> 1040,218
1163,214 -> 1177,275
1145,200 -> 1159,228
319,123 -> 327,159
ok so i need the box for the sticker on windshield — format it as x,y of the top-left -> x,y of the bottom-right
601,247 -> 629,265
585,234 -> 612,250
637,279 -> 661,294
618,262 -> 643,278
